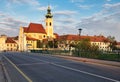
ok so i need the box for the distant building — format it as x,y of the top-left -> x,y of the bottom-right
116,42 -> 120,49
0,35 -> 18,51
57,34 -> 111,51
18,6 -> 57,51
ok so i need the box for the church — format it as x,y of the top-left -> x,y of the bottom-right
19,6 -> 57,51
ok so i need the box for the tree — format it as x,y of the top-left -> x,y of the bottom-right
48,39 -> 58,48
107,36 -> 117,50
76,38 -> 91,51
37,40 -> 43,48
74,38 -> 100,57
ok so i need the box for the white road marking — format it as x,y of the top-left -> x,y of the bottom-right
25,55 -> 120,82
3,55 -> 32,82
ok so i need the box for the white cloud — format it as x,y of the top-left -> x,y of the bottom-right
104,2 -> 120,9
37,6 -> 47,11
7,0 -> 40,5
75,2 -> 120,41
78,5 -> 94,9
70,0 -> 84,3
54,10 -> 77,17
0,12 -> 28,36
37,5 -> 56,11
106,0 -> 111,2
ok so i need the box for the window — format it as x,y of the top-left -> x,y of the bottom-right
50,22 -> 51,26
46,22 -> 48,26
43,35 -> 46,38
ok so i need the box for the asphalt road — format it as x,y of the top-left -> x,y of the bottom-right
3,52 -> 120,82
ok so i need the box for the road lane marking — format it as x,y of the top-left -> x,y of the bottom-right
17,62 -> 51,66
3,55 -> 32,82
17,62 -> 79,66
15,54 -> 120,82
52,63 -> 120,82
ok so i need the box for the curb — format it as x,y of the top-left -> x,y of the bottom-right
55,55 -> 120,67
1,63 -> 12,82
0,53 -> 11,82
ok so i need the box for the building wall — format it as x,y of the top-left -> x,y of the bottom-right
91,42 -> 111,51
5,43 -> 18,51
45,18 -> 53,38
26,40 -> 37,50
0,35 -> 18,51
25,33 -> 47,40
0,35 -> 7,51
19,27 -> 24,51
58,40 -> 111,51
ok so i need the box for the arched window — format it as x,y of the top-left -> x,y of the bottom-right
46,22 -> 48,26
50,22 -> 52,26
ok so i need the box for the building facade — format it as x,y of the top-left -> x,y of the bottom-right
0,35 -> 18,51
18,6 -> 57,51
57,34 -> 111,51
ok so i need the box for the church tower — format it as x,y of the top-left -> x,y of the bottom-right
45,6 -> 53,38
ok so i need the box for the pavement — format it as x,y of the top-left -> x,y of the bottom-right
55,55 -> 120,67
0,53 -> 5,82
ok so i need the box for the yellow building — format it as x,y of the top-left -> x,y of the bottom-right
18,6 -> 57,51
0,35 -> 18,51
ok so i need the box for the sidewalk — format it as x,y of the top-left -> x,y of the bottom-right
0,54 -> 5,82
55,55 -> 120,67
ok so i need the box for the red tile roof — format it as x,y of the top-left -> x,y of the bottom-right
54,33 -> 59,38
26,37 -> 38,41
6,37 -> 16,43
58,34 -> 109,42
117,42 -> 120,45
23,27 -> 28,33
24,23 -> 46,34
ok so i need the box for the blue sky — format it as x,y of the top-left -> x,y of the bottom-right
0,0 -> 120,41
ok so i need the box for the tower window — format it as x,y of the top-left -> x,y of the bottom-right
46,22 -> 48,26
50,22 -> 52,26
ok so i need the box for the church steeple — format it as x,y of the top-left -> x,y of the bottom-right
46,6 -> 53,18
45,6 -> 53,38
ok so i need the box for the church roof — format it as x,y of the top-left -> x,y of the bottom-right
26,37 -> 38,41
24,23 -> 46,34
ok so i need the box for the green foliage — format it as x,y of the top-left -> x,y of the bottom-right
73,38 -> 100,57
48,39 -> 58,48
76,38 -> 90,51
75,38 -> 99,52
37,40 -> 43,48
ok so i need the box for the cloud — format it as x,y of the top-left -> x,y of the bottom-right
37,6 -> 47,11
37,5 -> 56,11
54,10 -> 77,18
104,2 -> 120,9
78,5 -> 94,9
0,12 -> 28,36
106,0 -> 111,1
7,0 -> 40,5
75,3 -> 120,41
70,0 -> 84,3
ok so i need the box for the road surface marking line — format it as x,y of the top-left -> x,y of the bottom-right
52,63 -> 120,82
16,54 -> 120,82
17,62 -> 50,66
3,55 -> 32,82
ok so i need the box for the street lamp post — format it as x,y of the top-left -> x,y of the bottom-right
78,28 -> 82,36
78,28 -> 82,56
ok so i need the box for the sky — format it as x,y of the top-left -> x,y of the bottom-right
0,0 -> 120,41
